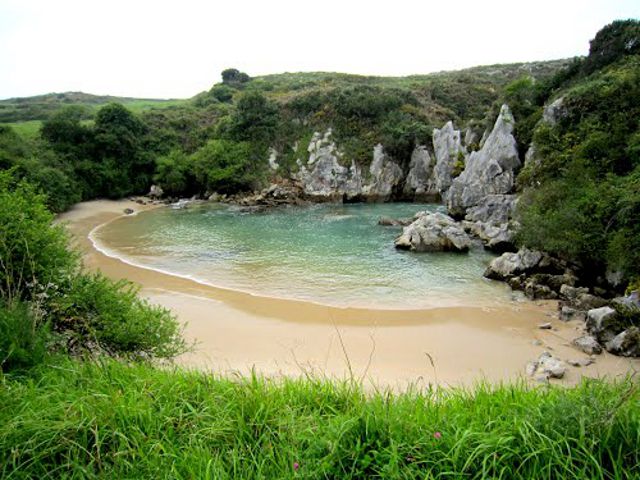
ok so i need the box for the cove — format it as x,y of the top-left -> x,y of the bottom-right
92,202 -> 516,309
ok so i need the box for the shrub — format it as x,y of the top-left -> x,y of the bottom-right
0,171 -> 78,302
0,301 -> 50,372
190,139 -> 258,193
47,273 -> 187,359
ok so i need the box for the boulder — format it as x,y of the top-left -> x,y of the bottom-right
572,335 -> 603,355
605,327 -> 640,357
567,358 -> 595,367
446,105 -> 520,217
586,307 -> 623,343
123,208 -> 134,215
560,285 -> 608,311
527,352 -> 566,380
542,97 -> 566,125
378,217 -> 411,227
484,248 -> 543,281
148,184 -> 164,199
465,194 -> 517,225
612,291 -> 640,311
559,306 -> 586,322
394,212 -> 471,253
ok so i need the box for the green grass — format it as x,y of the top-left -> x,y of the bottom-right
1,120 -> 42,140
0,358 -> 638,479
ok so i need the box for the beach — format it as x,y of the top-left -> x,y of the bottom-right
58,199 -> 640,389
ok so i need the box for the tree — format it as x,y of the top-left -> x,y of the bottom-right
221,68 -> 251,85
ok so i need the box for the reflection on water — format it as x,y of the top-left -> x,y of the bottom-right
94,202 -> 514,309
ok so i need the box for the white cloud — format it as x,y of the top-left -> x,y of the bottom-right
1,0 -> 638,99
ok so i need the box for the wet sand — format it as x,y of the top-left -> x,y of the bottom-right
58,199 -> 640,389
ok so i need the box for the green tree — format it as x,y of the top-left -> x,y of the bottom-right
190,139 -> 255,193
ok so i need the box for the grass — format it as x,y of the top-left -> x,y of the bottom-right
0,358 -> 638,479
1,120 -> 42,140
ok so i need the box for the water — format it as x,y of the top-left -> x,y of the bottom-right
93,202 -> 513,309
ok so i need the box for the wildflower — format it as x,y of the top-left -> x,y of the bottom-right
433,431 -> 442,439
293,462 -> 300,471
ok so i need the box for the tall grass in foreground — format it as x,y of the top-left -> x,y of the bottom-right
0,359 -> 638,479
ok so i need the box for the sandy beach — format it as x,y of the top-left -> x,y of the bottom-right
58,199 -> 640,389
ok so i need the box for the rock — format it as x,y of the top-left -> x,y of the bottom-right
538,323 -> 552,330
484,248 -> 543,281
404,146 -> 435,198
567,358 -> 594,367
296,129 -> 363,200
559,284 -> 589,301
542,97 -> 566,125
446,105 -> 520,217
586,306 -> 622,343
267,148 -> 279,171
431,121 -> 466,195
123,208 -> 134,215
612,291 -> 640,311
527,352 -> 566,379
559,306 -> 586,322
605,327 -> 640,357
394,212 -> 472,253
378,217 -> 411,227
465,194 -> 517,225
561,285 -> 608,310
148,184 -> 164,199
363,144 -> 404,201
524,279 -> 558,300
572,335 -> 603,355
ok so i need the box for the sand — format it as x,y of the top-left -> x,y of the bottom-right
58,199 -> 640,389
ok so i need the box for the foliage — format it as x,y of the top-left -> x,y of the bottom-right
0,171 -> 77,302
46,273 -> 186,359
221,68 -> 251,86
190,139 -> 257,193
153,149 -> 193,196
0,359 -> 638,478
0,301 -> 50,373
584,19 -> 640,74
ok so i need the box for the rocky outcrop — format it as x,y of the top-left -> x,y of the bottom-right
394,212 -> 471,252
431,122 -> 466,195
148,185 -> 164,199
296,130 -> 363,200
446,105 -> 520,217
484,248 -> 543,281
363,144 -> 404,201
403,146 -> 436,200
462,194 -> 518,251
572,335 -> 602,355
606,327 -> 640,357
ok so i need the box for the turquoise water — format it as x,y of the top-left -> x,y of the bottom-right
94,202 -> 513,309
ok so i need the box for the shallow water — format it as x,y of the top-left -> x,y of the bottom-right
93,202 -> 515,309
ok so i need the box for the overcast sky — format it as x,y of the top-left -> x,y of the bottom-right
1,0 -> 638,100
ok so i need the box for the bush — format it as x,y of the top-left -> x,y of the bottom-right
0,301 -> 50,372
47,273 -> 187,359
0,171 -> 78,302
190,139 -> 258,193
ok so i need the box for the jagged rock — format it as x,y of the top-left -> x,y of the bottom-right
465,194 -> 517,225
560,285 -> 608,311
559,306 -> 586,322
148,185 -> 164,199
404,146 -> 435,198
378,217 -> 411,227
605,327 -> 640,357
572,335 -> 603,355
394,212 -> 471,253
586,307 -> 622,344
527,352 -> 566,379
484,248 -> 543,281
431,121 -> 466,195
542,97 -> 566,125
446,105 -> 520,217
524,278 -> 558,300
364,144 -> 404,200
296,129 -> 363,199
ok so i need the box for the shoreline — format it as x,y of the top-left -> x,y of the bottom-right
58,199 -> 640,388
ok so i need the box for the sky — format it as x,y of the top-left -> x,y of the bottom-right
1,0 -> 639,100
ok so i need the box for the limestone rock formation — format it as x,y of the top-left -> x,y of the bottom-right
462,194 -> 518,251
605,327 -> 640,357
364,144 -> 404,200
572,335 -> 603,355
394,212 -> 471,252
446,105 -> 520,217
404,146 -> 435,199
431,121 -> 466,195
296,130 -> 362,200
484,248 -> 543,281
